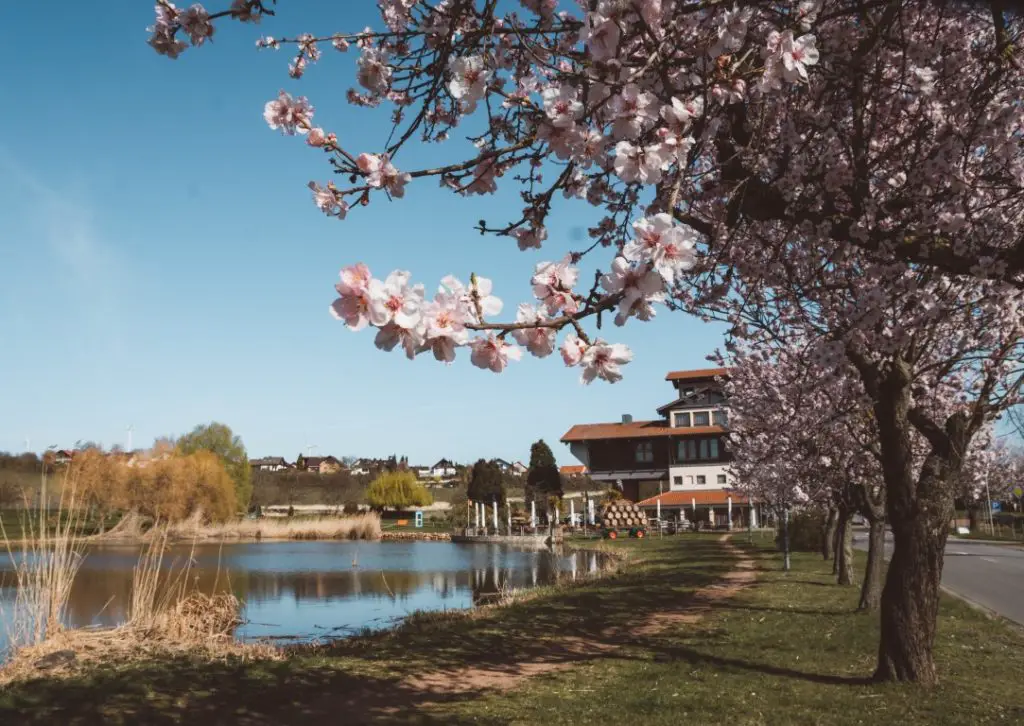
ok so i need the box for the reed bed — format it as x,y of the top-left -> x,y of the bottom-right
158,511 -> 383,542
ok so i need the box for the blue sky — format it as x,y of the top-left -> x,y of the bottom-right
0,3 -> 727,466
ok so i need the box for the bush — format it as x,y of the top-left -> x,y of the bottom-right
778,509 -> 827,553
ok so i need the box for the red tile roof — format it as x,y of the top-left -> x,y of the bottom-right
665,367 -> 730,382
560,465 -> 588,475
637,489 -> 750,506
561,421 -> 726,442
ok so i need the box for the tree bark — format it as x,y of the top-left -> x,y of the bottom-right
823,506 -> 839,561
859,518 -> 885,610
836,512 -> 854,585
831,507 -> 844,575
782,506 -> 791,572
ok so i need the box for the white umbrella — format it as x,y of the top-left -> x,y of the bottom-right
570,499 -> 576,527
492,498 -> 499,531
656,497 -> 661,521
530,499 -> 536,528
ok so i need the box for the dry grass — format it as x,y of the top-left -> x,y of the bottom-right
160,512 -> 383,541
0,471 -> 88,652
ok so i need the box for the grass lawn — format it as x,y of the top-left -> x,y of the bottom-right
2,534 -> 1023,725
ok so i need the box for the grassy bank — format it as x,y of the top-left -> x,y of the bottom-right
2,535 -> 1023,724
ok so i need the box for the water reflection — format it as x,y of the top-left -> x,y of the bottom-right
0,541 -> 606,648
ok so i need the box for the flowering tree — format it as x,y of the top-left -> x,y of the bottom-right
146,0 -> 1024,683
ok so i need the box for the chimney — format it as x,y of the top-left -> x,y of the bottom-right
622,414 -> 633,423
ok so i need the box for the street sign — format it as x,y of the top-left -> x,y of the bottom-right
1013,486 -> 1023,499
991,501 -> 1002,513
414,511 -> 423,528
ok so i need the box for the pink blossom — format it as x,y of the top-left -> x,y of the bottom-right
560,334 -> 587,366
308,181 -> 348,219
470,334 -> 522,373
532,258 -> 579,315
264,91 -> 314,135
471,276 -> 503,320
306,128 -> 327,147
609,84 -> 658,140
613,142 -> 670,185
336,263 -> 372,296
579,13 -> 619,63
332,34 -> 350,52
356,153 -> 411,197
357,48 -> 391,93
330,293 -> 371,331
624,214 -> 698,282
542,84 -> 583,128
580,340 -> 633,384
764,31 -> 820,88
179,4 -> 214,46
713,5 -> 751,54
367,270 -> 424,328
375,323 -> 423,360
147,3 -> 188,58
599,257 -> 666,325
422,294 -> 470,363
511,225 -> 547,251
448,55 -> 492,111
511,304 -> 556,357
230,0 -> 261,23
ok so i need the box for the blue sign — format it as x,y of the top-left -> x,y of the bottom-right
991,502 -> 1002,513
414,511 -> 424,528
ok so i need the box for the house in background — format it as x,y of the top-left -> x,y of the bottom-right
428,458 -> 458,478
53,450 -> 75,465
512,461 -> 528,475
561,367 -> 755,528
295,454 -> 343,475
251,457 -> 292,473
560,464 -> 588,479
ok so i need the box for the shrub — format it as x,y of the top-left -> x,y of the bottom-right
778,509 -> 827,552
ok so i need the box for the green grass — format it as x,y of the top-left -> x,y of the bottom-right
2,535 -> 1022,725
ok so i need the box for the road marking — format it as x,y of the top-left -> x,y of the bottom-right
981,557 -> 997,563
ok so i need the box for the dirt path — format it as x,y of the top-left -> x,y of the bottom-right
319,535 -> 757,722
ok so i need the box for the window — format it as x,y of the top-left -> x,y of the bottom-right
713,410 -> 729,426
673,476 -> 683,488
709,438 -> 719,459
673,411 -> 691,428
635,441 -> 654,463
699,439 -> 709,459
717,474 -> 727,485
685,475 -> 694,486
696,475 -> 706,485
693,411 -> 710,426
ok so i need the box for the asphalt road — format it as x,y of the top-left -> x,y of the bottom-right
853,533 -> 1024,626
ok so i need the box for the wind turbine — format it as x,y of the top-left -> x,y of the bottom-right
24,437 -> 30,455
126,424 -> 134,453
305,444 -> 319,457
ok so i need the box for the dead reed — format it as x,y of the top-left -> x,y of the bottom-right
158,512 -> 383,542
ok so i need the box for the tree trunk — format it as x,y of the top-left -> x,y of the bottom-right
858,518 -> 885,610
967,503 -> 980,534
782,506 -> 791,572
831,507 -> 844,575
823,506 -> 839,561
836,512 -> 854,585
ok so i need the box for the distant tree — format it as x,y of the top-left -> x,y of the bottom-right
467,459 -> 505,505
175,422 -> 251,512
527,440 -> 562,503
366,471 -> 432,511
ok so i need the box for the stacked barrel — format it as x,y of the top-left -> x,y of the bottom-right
601,501 -> 646,530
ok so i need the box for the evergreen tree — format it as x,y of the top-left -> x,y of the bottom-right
467,459 -> 505,505
527,440 -> 562,502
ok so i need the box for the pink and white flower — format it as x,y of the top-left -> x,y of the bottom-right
330,263 -> 373,330
532,257 -> 580,315
422,294 -> 470,363
180,4 -> 214,46
580,340 -> 633,384
624,214 -> 698,282
542,84 -> 583,128
470,334 -> 522,373
613,141 -> 670,184
560,333 -> 588,366
264,91 -> 314,135
609,84 -> 658,140
511,225 -> 548,251
765,31 -> 820,86
448,55 -> 492,110
511,304 -> 556,357
470,276 -> 503,320
599,257 -> 666,325
579,13 -> 620,62
308,181 -> 348,219
357,48 -> 392,93
356,153 -> 411,197
375,323 -> 424,360
367,270 -> 424,328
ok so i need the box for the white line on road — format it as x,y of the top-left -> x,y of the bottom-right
980,557 -> 998,563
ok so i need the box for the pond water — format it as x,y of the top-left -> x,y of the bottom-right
0,540 -> 605,654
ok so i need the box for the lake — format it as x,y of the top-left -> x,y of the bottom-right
0,540 -> 605,654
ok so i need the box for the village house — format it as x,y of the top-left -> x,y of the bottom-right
426,458 -> 457,478
294,454 -> 343,475
561,367 -> 756,529
53,450 -> 75,465
250,457 -> 293,472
